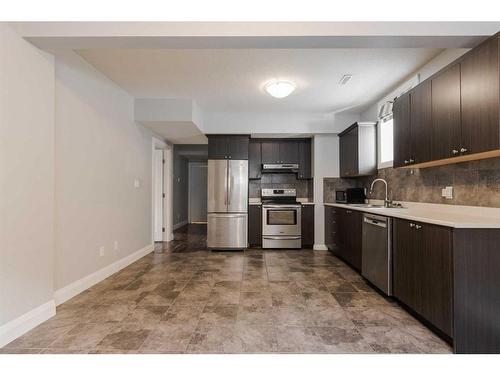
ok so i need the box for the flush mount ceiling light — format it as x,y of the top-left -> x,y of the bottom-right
264,80 -> 296,98
339,74 -> 353,85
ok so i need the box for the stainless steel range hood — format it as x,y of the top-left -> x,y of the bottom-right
262,163 -> 299,173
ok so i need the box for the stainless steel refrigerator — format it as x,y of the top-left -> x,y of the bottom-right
207,159 -> 248,250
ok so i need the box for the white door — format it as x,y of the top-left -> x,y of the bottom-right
189,162 -> 208,223
153,149 -> 164,241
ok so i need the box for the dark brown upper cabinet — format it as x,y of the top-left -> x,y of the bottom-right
460,36 -> 500,155
393,32 -> 500,168
248,138 -> 312,179
393,92 -> 412,168
261,140 -> 299,164
410,80 -> 433,164
393,83 -> 432,167
339,122 -> 377,177
297,139 -> 312,179
207,135 -> 249,160
278,141 -> 299,164
261,141 -> 280,163
431,63 -> 462,160
248,141 -> 262,179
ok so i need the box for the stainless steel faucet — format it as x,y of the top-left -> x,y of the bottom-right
370,178 -> 392,208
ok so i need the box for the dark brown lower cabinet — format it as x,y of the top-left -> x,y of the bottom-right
453,229 -> 500,354
344,209 -> 362,272
325,206 -> 362,272
325,206 -> 339,254
325,206 -> 500,353
393,218 -> 453,338
301,205 -> 314,248
248,205 -> 262,247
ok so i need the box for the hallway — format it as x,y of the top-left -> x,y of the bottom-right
155,224 -> 208,253
2,226 -> 451,354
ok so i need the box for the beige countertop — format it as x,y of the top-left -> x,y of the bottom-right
324,201 -> 500,229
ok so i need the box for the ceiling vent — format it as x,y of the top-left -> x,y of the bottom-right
339,74 -> 353,86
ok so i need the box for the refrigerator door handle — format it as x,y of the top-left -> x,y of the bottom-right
209,213 -> 247,218
225,161 -> 228,207
227,169 -> 232,206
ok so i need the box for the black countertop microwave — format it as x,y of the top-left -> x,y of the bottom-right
335,188 -> 366,204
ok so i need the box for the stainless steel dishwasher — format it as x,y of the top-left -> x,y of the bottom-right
362,213 -> 392,296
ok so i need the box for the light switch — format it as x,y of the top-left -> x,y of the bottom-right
441,186 -> 453,199
134,178 -> 140,188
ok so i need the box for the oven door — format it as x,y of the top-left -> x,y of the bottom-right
262,204 -> 301,236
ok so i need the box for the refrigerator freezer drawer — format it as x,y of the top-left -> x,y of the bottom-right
207,213 -> 248,250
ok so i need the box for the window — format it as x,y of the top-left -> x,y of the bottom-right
378,116 -> 394,168
375,74 -> 419,169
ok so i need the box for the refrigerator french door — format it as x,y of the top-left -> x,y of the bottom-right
207,159 -> 248,250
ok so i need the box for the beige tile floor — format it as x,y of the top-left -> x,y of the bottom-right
1,228 -> 452,354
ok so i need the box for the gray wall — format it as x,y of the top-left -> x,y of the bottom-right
0,24 -> 55,328
54,50 -> 153,290
173,145 -> 208,226
188,162 -> 208,222
173,148 -> 189,226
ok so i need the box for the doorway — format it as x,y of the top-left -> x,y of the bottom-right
152,138 -> 172,243
153,149 -> 164,241
188,162 -> 208,223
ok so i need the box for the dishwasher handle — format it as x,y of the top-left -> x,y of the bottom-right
363,215 -> 387,228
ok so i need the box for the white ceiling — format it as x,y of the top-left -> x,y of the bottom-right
78,48 -> 442,114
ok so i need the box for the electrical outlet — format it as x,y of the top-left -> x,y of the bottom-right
99,246 -> 105,257
134,178 -> 140,188
441,186 -> 453,199
114,241 -> 119,251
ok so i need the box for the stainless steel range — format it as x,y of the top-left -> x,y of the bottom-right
261,188 -> 301,249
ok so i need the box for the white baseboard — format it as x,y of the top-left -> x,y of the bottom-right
173,220 -> 188,230
54,243 -> 154,306
0,300 -> 56,348
313,244 -> 328,251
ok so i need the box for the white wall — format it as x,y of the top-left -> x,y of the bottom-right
54,50 -> 153,290
204,111 -> 359,135
0,25 -> 55,332
312,134 -> 341,250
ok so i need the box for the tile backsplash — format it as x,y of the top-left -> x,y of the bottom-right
249,173 -> 313,199
324,157 -> 500,208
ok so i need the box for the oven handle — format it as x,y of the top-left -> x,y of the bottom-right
263,235 -> 302,240
262,204 -> 302,209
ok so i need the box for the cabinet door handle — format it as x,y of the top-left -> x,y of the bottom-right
404,160 -> 409,164
460,147 -> 468,153
409,158 -> 415,163
415,224 -> 422,230
409,223 -> 415,228
452,149 -> 459,155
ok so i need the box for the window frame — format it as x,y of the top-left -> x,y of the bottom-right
377,116 -> 394,169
